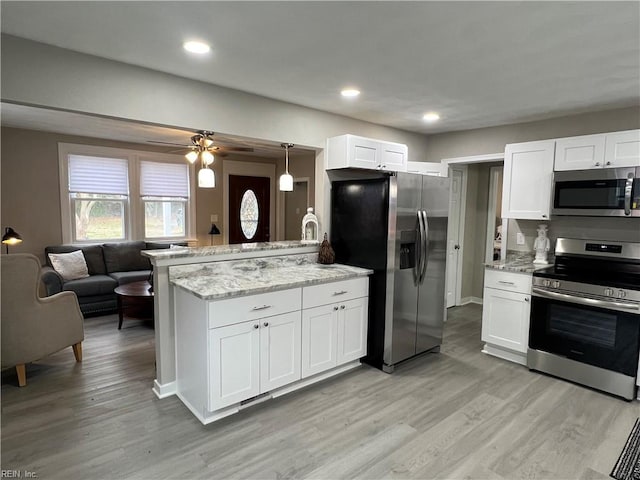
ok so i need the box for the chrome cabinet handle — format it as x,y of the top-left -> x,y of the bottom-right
498,281 -> 516,286
333,306 -> 339,311
595,162 -> 601,166
263,322 -> 269,327
251,305 -> 272,311
333,290 -> 348,296
340,305 -> 346,310
253,324 -> 259,329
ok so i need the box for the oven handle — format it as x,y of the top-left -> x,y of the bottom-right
624,172 -> 634,216
532,287 -> 640,313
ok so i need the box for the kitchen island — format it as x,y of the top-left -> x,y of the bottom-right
169,253 -> 372,424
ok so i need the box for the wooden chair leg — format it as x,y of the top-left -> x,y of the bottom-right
72,342 -> 83,362
15,364 -> 26,387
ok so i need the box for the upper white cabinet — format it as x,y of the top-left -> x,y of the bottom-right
604,130 -> 640,168
502,140 -> 555,220
326,134 -> 408,172
406,161 -> 445,176
554,134 -> 606,171
554,130 -> 640,171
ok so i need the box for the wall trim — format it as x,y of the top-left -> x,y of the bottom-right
460,296 -> 483,306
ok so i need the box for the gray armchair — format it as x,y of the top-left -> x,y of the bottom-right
1,254 -> 84,386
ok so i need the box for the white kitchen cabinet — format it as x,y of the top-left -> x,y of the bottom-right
326,134 -> 408,172
604,130 -> 640,168
554,130 -> 640,171
336,298 -> 368,364
259,311 -> 302,392
481,269 -> 532,366
554,134 -> 606,171
301,304 -> 338,377
502,140 -> 555,220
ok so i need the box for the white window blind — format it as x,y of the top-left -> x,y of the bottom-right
68,155 -> 129,195
140,161 -> 189,198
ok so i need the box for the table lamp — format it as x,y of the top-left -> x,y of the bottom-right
209,224 -> 221,245
2,227 -> 22,254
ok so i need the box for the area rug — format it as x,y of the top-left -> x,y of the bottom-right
611,418 -> 640,480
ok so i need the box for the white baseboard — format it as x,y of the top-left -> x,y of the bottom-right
460,296 -> 483,306
153,379 -> 177,399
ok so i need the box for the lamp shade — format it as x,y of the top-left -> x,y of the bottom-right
201,150 -> 214,165
2,227 -> 22,245
198,168 -> 215,188
279,173 -> 293,192
208,224 -> 221,235
185,150 -> 198,163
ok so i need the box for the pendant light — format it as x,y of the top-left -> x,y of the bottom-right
279,143 -> 294,192
198,166 -> 215,188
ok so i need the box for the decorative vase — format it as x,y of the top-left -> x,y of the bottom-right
317,233 -> 336,265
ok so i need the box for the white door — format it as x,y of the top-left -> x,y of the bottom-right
301,304 -> 337,378
209,321 -> 260,411
481,288 -> 531,353
336,297 -> 368,365
445,168 -> 464,308
259,311 -> 302,392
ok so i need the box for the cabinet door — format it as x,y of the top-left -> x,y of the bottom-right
209,321 -> 260,411
381,143 -> 408,172
604,130 -> 640,168
348,136 -> 381,170
481,288 -> 531,353
554,134 -> 605,171
336,298 -> 368,365
301,304 -> 337,378
502,140 -> 555,219
259,311 -> 302,392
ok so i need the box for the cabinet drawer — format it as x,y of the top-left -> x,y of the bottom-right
302,278 -> 369,309
484,269 -> 531,294
209,288 -> 302,329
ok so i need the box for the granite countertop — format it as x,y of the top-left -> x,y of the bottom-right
142,240 -> 319,261
169,254 -> 373,300
485,251 -> 554,273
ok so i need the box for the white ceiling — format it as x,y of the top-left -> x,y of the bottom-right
1,1 -> 639,135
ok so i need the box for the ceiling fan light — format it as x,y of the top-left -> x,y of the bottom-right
185,150 -> 198,163
279,173 -> 294,192
201,150 -> 214,165
198,167 -> 215,188
203,137 -> 214,148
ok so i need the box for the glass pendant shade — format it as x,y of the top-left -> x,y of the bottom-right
201,150 -> 214,165
185,151 -> 198,163
198,167 -> 215,188
279,173 -> 293,191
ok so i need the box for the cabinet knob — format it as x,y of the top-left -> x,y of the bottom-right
333,306 -> 339,311
542,214 -> 547,218
340,305 -> 346,309
606,161 -> 612,166
524,297 -> 530,302
263,322 -> 269,327
595,162 -> 601,166
253,324 -> 259,329
382,165 -> 387,169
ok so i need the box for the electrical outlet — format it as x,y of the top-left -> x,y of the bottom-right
210,214 -> 218,222
516,232 -> 525,245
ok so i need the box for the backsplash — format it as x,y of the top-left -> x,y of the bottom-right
506,217 -> 640,253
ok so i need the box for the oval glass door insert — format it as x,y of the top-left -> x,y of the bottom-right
240,189 -> 259,239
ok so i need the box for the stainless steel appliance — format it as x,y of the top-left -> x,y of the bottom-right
552,166 -> 640,217
529,238 -> 640,400
330,172 -> 449,372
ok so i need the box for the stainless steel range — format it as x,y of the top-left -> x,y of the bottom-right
529,238 -> 640,400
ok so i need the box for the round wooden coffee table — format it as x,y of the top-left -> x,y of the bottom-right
114,281 -> 154,330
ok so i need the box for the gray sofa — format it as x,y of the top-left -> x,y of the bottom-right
41,241 -> 186,317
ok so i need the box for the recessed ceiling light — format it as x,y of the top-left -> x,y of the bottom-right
423,112 -> 440,122
341,88 -> 360,98
183,41 -> 210,54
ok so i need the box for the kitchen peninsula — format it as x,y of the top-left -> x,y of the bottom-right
142,242 -> 372,424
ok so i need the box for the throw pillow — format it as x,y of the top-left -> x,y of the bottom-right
48,250 -> 90,281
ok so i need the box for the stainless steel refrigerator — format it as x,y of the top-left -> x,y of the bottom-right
330,172 -> 449,372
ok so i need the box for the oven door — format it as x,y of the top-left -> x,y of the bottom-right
530,289 -> 640,376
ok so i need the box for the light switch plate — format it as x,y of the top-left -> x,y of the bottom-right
210,214 -> 218,222
516,232 -> 525,245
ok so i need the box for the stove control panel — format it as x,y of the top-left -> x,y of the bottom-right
532,276 -> 640,304
604,288 -> 614,297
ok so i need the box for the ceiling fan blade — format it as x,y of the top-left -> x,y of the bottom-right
215,146 -> 254,153
147,140 -> 191,147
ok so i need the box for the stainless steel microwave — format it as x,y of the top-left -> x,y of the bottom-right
552,166 -> 640,217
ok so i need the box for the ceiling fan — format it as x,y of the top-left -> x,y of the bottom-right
148,131 -> 254,159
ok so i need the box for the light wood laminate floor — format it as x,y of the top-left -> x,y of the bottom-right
2,305 -> 638,479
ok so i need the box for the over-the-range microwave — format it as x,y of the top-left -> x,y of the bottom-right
552,166 -> 640,217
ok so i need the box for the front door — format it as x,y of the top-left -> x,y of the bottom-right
229,175 -> 270,244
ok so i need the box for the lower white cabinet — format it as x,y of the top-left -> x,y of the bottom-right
175,276 -> 369,424
209,311 -> 301,411
301,297 -> 368,378
481,269 -> 532,365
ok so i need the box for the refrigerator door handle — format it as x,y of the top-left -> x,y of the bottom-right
417,210 -> 427,284
414,211 -> 422,285
419,210 -> 430,284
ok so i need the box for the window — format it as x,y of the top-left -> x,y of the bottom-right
59,144 -> 195,243
140,161 -> 189,238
